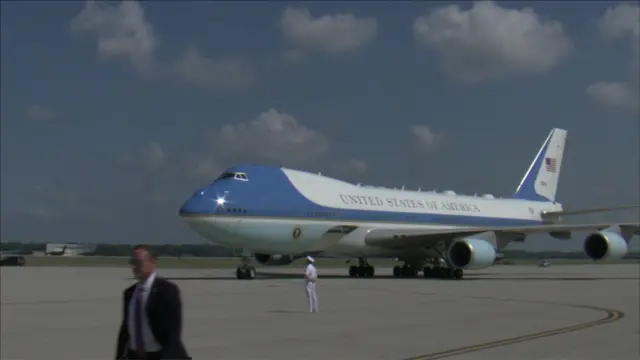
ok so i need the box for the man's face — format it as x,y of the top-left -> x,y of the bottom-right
130,248 -> 154,280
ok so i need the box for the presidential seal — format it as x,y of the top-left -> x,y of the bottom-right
292,227 -> 302,240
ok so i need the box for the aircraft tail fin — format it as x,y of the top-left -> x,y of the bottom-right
513,128 -> 567,202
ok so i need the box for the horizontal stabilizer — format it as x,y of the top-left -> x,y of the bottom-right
541,205 -> 640,219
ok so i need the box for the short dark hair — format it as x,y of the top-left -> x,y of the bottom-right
132,244 -> 156,259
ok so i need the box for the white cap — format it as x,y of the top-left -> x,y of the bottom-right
306,256 -> 315,263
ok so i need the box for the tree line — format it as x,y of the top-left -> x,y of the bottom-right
1,242 -> 639,259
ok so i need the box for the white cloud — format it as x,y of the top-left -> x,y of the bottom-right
586,81 -> 639,111
21,206 -> 53,219
413,1 -> 572,83
586,3 -> 640,112
280,49 -> 308,64
279,7 -> 377,54
25,105 -> 56,121
411,125 -> 442,151
597,2 -> 640,42
143,141 -> 164,170
70,0 -> 158,72
184,111 -> 372,180
119,141 -> 165,170
346,158 -> 368,174
175,47 -> 254,91
34,184 -> 78,202
214,109 -> 328,165
69,2 -> 256,93
188,156 -> 223,180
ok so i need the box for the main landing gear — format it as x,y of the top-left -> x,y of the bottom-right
392,263 -> 420,277
346,257 -> 464,280
348,257 -> 375,277
236,255 -> 256,280
392,258 -> 464,280
422,266 -> 464,280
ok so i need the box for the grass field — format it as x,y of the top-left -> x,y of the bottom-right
11,255 -> 638,268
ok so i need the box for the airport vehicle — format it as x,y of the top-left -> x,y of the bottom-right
0,255 -> 26,266
179,128 -> 639,280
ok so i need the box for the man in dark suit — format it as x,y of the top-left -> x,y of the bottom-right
116,244 -> 191,359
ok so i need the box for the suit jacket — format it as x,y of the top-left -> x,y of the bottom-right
116,277 -> 190,359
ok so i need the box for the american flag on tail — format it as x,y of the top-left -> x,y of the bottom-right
545,157 -> 557,173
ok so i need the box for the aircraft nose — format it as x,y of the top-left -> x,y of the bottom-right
179,189 -> 213,216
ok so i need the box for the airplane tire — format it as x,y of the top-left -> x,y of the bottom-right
357,266 -> 373,277
453,268 -> 463,280
365,266 -> 375,277
360,266 -> 367,277
236,267 -> 246,280
400,265 -> 408,277
236,266 -> 256,280
432,267 -> 445,278
247,266 -> 256,280
402,265 -> 417,277
348,265 -> 358,277
423,267 -> 433,278
392,266 -> 402,277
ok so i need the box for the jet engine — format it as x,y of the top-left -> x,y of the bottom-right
583,230 -> 628,261
447,238 -> 496,270
254,253 -> 299,266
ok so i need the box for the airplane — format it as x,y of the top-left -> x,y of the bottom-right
178,128 -> 640,280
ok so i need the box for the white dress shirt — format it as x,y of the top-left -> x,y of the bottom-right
305,264 -> 317,283
128,272 -> 162,352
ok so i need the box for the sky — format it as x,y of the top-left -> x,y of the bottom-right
1,1 -> 639,252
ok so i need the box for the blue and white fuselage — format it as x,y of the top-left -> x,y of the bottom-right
179,165 -> 560,256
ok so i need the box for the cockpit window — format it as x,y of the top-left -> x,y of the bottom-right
216,172 -> 249,181
235,173 -> 249,181
217,172 -> 236,180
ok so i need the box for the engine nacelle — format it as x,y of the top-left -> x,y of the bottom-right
447,238 -> 497,270
583,231 -> 628,261
254,253 -> 298,266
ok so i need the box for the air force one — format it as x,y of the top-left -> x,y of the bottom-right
178,128 -> 639,280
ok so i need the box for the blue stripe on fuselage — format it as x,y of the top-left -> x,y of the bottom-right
179,164 -> 543,227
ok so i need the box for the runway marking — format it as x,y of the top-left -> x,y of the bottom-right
403,304 -> 624,360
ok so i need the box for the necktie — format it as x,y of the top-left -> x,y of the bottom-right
134,287 -> 146,355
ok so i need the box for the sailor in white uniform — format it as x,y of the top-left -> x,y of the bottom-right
304,256 -> 318,313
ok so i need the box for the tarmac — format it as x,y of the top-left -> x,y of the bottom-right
1,264 -> 638,360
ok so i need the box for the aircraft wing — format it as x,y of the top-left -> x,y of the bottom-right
365,222 -> 640,249
541,205 -> 640,219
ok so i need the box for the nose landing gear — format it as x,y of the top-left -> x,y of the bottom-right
236,255 -> 256,280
